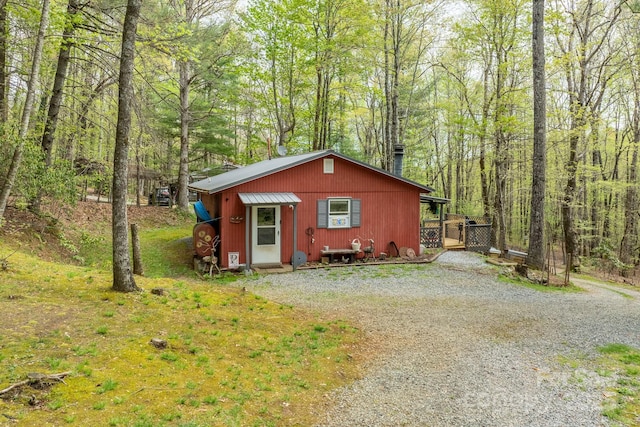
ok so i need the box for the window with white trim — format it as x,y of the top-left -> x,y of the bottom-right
328,199 -> 350,228
317,198 -> 361,229
323,158 -> 334,173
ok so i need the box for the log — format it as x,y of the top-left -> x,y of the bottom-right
0,371 -> 70,396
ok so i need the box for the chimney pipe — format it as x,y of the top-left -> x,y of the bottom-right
393,144 -> 404,177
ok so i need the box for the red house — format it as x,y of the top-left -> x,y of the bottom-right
188,149 -> 436,271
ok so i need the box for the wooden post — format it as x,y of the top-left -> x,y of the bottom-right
564,253 -> 572,286
546,241 -> 551,285
131,223 -> 144,276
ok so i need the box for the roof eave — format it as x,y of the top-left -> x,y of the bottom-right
188,149 -> 436,195
188,151 -> 332,194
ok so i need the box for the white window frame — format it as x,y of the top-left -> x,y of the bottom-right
328,198 -> 350,229
323,158 -> 334,174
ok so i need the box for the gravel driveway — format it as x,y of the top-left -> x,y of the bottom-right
246,251 -> 640,426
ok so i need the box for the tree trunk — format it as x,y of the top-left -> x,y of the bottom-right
112,0 -> 141,293
131,223 -> 144,276
620,105 -> 639,274
0,0 -> 51,220
493,57 -> 507,252
562,130 -> 580,269
32,0 -> 80,212
313,65 -> 323,150
41,0 -> 79,167
558,0 -> 620,271
177,59 -> 191,210
389,0 -> 401,173
0,0 -> 7,123
527,0 -> 546,270
382,1 -> 391,171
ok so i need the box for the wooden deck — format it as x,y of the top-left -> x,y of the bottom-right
421,215 -> 492,252
443,237 -> 465,249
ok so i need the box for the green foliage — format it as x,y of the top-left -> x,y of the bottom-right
597,344 -> 640,424
11,140 -> 77,208
591,241 -> 633,276
498,272 -> 583,293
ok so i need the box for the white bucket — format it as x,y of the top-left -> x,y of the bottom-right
351,238 -> 361,251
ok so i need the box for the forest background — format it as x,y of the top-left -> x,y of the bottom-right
0,0 -> 638,277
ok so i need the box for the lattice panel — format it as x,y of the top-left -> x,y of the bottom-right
466,224 -> 491,253
420,226 -> 442,248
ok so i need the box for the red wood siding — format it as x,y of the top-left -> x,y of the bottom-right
203,155 -> 425,267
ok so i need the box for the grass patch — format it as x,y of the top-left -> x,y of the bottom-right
137,225 -> 195,278
0,227 -> 362,426
498,273 -> 583,293
597,344 -> 640,425
78,221 -> 196,278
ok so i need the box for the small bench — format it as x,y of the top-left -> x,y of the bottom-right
320,249 -> 360,264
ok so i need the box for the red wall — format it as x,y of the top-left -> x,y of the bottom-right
204,155 -> 424,267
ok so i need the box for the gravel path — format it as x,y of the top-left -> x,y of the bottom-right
245,251 -> 640,426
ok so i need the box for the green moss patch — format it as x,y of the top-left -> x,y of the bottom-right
597,344 -> 640,425
0,247 -> 363,426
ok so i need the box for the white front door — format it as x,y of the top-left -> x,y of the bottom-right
251,205 -> 281,265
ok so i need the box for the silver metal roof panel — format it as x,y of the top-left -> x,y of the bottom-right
189,151 -> 327,194
238,192 -> 301,205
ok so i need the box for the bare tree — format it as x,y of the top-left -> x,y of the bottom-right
112,0 -> 142,292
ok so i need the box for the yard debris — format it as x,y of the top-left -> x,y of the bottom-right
1,250 -> 16,271
150,338 -> 167,349
0,371 -> 70,399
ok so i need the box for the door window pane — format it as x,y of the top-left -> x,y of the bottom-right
257,207 -> 275,226
257,207 -> 276,245
257,228 -> 276,245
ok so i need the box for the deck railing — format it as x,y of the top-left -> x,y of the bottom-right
420,214 -> 491,253
420,220 -> 442,249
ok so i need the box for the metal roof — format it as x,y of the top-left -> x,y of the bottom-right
420,194 -> 449,204
188,150 -> 435,194
238,192 -> 301,206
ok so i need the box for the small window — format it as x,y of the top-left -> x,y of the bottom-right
323,158 -> 334,174
328,199 -> 350,228
317,198 -> 361,229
